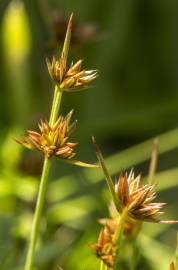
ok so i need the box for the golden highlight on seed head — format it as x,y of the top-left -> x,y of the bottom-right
170,262 -> 176,270
90,224 -> 116,268
16,111 -> 77,159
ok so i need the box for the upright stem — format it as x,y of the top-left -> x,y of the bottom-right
113,208 -> 128,269
24,158 -> 51,270
100,260 -> 108,270
24,87 -> 62,270
49,86 -> 62,125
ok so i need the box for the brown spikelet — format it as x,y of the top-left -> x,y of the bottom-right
115,171 -> 178,224
46,14 -> 98,91
170,262 -> 176,270
90,224 -> 116,268
16,111 -> 77,159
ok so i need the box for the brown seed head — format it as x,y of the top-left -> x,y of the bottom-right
115,171 -> 175,223
16,111 -> 77,159
46,57 -> 98,91
170,262 -> 176,270
46,14 -> 98,91
90,224 -> 116,268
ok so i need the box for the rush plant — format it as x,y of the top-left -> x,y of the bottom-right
16,14 -> 98,270
15,13 -> 178,270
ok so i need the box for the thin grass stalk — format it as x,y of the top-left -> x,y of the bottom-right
24,13 -> 72,270
24,87 -> 62,270
113,208 -> 128,269
148,138 -> 159,185
100,260 -> 108,270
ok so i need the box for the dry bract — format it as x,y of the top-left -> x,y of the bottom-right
16,111 -> 77,159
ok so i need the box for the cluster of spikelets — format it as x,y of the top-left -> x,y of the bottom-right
47,57 -> 97,91
46,14 -> 97,91
16,111 -> 77,159
15,13 -> 178,270
16,14 -> 98,169
90,142 -> 178,268
115,171 -> 168,223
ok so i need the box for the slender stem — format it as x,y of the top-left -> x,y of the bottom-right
148,138 -> 159,185
113,209 -> 127,245
49,86 -> 63,125
24,157 -> 51,270
100,260 -> 108,270
113,208 -> 128,269
24,87 -> 63,270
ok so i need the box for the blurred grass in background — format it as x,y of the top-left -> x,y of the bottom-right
0,0 -> 178,269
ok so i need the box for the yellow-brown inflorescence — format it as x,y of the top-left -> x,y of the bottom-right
90,224 -> 116,268
115,171 -> 177,224
16,111 -> 77,159
170,262 -> 176,270
46,14 -> 98,92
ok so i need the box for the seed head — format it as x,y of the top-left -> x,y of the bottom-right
170,262 -> 176,270
46,14 -> 98,91
16,111 -> 77,159
90,224 -> 116,268
115,171 -> 177,223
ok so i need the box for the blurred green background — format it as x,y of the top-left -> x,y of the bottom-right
0,0 -> 178,269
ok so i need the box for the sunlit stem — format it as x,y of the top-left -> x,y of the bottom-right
24,157 -> 51,270
49,86 -> 63,125
113,208 -> 128,268
100,260 -> 108,270
24,13 -> 73,270
24,86 -> 63,270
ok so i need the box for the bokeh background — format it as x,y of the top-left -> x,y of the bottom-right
0,0 -> 178,269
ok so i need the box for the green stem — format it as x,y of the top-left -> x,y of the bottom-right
24,87 -> 62,270
113,208 -> 128,269
24,157 -> 51,270
49,86 -> 63,125
100,260 -> 108,270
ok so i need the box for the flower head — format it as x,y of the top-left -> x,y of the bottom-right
16,111 -> 77,159
90,224 -> 116,268
170,262 -> 176,270
46,14 -> 98,91
115,171 -> 176,223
